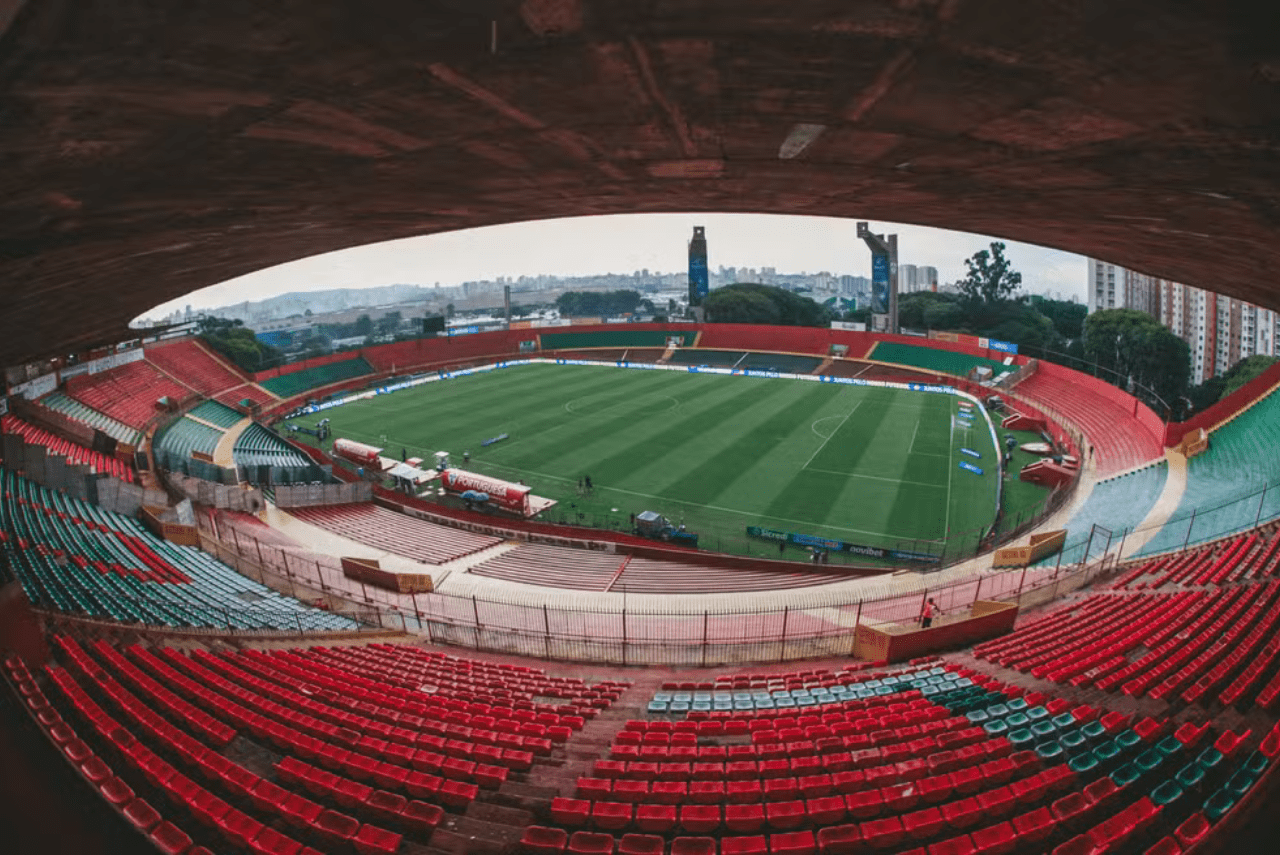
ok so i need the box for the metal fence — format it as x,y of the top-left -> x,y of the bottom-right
193,516 -> 1116,666
1052,476 -> 1280,568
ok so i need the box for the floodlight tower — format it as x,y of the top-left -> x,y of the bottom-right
857,222 -> 899,335
688,226 -> 709,316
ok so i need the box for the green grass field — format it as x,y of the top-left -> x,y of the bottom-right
287,363 -> 1006,562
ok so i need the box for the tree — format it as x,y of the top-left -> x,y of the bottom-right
555,290 -> 642,317
354,314 -> 374,337
197,315 -> 282,372
1083,309 -> 1190,410
445,303 -> 455,318
959,242 -> 1022,305
704,284 -> 834,327
1187,354 -> 1279,415
1029,295 -> 1087,341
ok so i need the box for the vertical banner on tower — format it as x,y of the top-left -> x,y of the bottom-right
871,253 -> 890,315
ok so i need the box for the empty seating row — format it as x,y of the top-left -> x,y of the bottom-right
38,391 -> 144,446
1011,370 -> 1164,476
37,652 -> 414,854
2,467 -> 356,631
154,416 -> 225,466
216,382 -> 278,409
1,413 -> 134,482
287,502 -> 504,565
145,340 -> 247,396
259,357 -> 376,399
233,423 -> 315,470
973,580 -> 1280,708
65,359 -> 192,429
1136,386 -> 1280,554
1046,463 -> 1168,566
736,354 -> 824,374
611,557 -> 845,594
870,342 -> 1013,381
468,543 -> 627,590
646,666 -> 948,714
186,399 -> 245,429
524,669 -> 1272,855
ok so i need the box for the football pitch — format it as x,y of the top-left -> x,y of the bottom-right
287,363 -> 1001,562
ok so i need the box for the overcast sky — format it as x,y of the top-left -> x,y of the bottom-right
137,213 -> 1086,322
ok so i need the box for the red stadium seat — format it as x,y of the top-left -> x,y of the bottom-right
816,824 -> 862,855
592,802 -> 633,832
722,836 -> 769,855
521,826 -> 569,855
569,832 -> 617,855
726,804 -> 766,834
680,805 -> 722,834
618,834 -> 665,855
636,805 -> 678,834
672,838 -> 717,855
770,831 -> 816,855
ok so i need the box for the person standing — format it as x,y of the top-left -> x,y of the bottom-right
921,597 -> 937,628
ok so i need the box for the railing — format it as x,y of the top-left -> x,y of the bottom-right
189,513 -> 1117,666
1052,477 -> 1280,566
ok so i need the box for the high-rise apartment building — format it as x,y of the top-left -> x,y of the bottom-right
1087,259 -> 1159,317
1158,281 -> 1277,384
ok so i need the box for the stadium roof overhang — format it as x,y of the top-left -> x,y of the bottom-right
1,1 -> 1279,366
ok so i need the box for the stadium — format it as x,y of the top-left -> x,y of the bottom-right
4,3 -> 1280,855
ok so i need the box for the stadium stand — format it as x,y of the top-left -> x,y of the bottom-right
259,357 -> 376,399
668,350 -> 747,368
214,383 -> 278,409
5,636 -> 626,855
1011,369 -> 1164,475
468,544 -> 627,590
39,392 -> 144,447
975,538 -> 1280,707
232,423 -> 315,471
531,660 -> 1274,855
541,330 -> 697,350
735,353 -> 823,374
153,417 -> 225,465
696,325 -> 833,355
185,400 -> 244,430
145,340 -> 246,396
64,360 -> 192,429
287,503 -> 503,565
547,349 -> 633,362
1,414 -> 134,483
1043,463 -> 1168,565
611,557 -> 846,594
870,342 -> 1014,379
1136,387 -> 1280,555
0,468 -> 353,630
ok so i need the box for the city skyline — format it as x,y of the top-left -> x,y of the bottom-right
137,213 -> 1088,323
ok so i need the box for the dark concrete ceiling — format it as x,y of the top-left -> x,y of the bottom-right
2,0 -> 1279,366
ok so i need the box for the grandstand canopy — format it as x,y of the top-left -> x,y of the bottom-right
2,1 -> 1279,365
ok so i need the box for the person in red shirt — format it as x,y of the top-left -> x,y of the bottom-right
921,597 -> 938,628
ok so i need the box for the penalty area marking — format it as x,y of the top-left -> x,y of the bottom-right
805,468 -> 948,489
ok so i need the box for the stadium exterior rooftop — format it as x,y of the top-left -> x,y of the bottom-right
2,0 -> 1280,366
